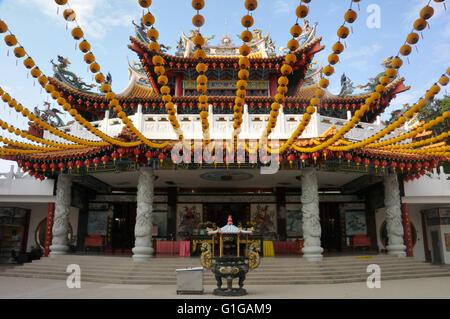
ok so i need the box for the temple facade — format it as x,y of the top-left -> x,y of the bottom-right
1,25 -> 448,264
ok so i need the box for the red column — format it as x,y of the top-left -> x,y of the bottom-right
269,74 -> 278,97
401,203 -> 414,257
44,203 -> 55,257
175,74 -> 183,97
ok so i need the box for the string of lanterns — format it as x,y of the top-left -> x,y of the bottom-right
286,0 -> 441,154
0,18 -> 144,148
191,0 -> 211,146
280,0 -> 360,154
135,0 -> 190,147
55,0 -> 168,149
231,0 -> 258,145
330,69 -> 449,151
260,0 -> 311,151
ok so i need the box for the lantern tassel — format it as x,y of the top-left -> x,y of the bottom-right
57,7 -> 59,15
444,3 -> 447,11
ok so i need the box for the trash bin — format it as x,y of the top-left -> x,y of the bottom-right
175,267 -> 204,295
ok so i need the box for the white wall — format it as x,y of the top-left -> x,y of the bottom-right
374,205 -> 426,261
25,205 -> 79,252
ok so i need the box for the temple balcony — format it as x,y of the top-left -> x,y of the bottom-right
44,104 -> 399,143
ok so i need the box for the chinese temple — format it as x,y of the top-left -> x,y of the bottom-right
0,0 -> 449,266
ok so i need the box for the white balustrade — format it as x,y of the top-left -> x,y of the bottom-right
43,104 -> 388,143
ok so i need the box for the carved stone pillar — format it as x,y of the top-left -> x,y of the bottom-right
49,174 -> 72,257
132,168 -> 155,262
384,174 -> 406,257
401,203 -> 414,257
44,203 -> 55,257
301,169 -> 323,261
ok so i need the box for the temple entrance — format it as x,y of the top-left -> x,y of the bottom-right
319,203 -> 342,253
203,203 -> 250,227
111,202 -> 136,251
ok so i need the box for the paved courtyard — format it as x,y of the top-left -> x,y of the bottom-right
1,275 -> 449,299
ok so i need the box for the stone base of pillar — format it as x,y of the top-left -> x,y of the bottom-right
387,244 -> 406,258
48,244 -> 69,257
302,247 -> 324,261
132,246 -> 154,262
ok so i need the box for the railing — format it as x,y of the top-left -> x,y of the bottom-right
43,104 -> 385,142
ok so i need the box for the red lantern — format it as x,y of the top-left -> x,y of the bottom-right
380,160 -> 387,172
390,161 -> 397,172
33,163 -> 40,171
312,152 -> 320,164
29,170 -> 35,177
101,156 -> 109,166
158,153 -> 166,164
133,148 -> 141,161
363,158 -> 370,169
67,161 -> 74,172
300,154 -> 308,166
354,156 -> 362,166
322,150 -> 330,160
111,151 -> 119,163
399,162 -> 406,172
93,157 -> 100,169
287,154 -> 295,167
117,148 -> 126,159
406,162 -> 412,172
372,159 -> 380,171
17,160 -> 24,167
414,163 -> 422,171
336,151 -> 344,161
49,163 -> 57,173
58,162 -> 66,172
39,175 -> 45,181
423,161 -> 430,171
431,159 -> 439,168
75,160 -> 83,169
145,151 -> 153,163
84,159 -> 91,169
345,153 -> 352,164
25,161 -> 31,169
41,163 -> 49,172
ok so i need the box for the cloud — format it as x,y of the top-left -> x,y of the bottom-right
339,44 -> 383,72
272,0 -> 294,15
13,0 -> 136,39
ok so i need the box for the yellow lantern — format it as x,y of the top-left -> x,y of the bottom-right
154,66 -> 165,76
95,73 -> 105,84
239,57 -> 250,69
385,68 -> 397,78
30,67 -> 41,78
406,32 -> 419,45
438,75 -> 449,86
244,0 -> 258,11
197,74 -> 207,85
4,34 -> 17,46
139,0 -> 152,8
238,69 -> 249,80
413,18 -> 427,31
328,53 -> 339,65
337,26 -> 349,39
142,13 -> 155,26
285,53 -> 297,65
241,30 -> 253,43
332,42 -> 344,54
79,40 -> 90,53
13,46 -> 25,58
278,76 -> 289,86
420,6 -> 434,20
147,28 -> 159,41
237,80 -> 248,90
105,92 -> 115,100
315,88 -> 325,98
430,84 -> 441,94
84,52 -> 95,64
194,48 -> 206,59
193,35 -> 205,46
199,95 -> 208,104
0,20 -> 8,33
281,64 -> 293,75
192,14 -> 205,28
296,5 -> 309,18
63,9 -> 76,22
71,27 -> 84,40
323,65 -> 334,76
306,106 -> 315,114
101,83 -> 111,93
375,84 -> 385,93
38,75 -> 48,86
44,84 -> 55,93
192,0 -> 205,10
239,44 -> 251,56
275,93 -> 285,103
290,24 -> 302,37
391,57 -> 403,69
287,39 -> 299,51
237,89 -> 247,98
148,41 -> 160,53
277,86 -> 287,94
319,78 -> 329,88
89,62 -> 100,73
400,44 -> 412,56
344,9 -> 358,24
55,0 -> 68,5
152,55 -> 164,65
158,75 -> 168,86
197,85 -> 206,93
23,57 -> 34,69
310,97 -> 319,106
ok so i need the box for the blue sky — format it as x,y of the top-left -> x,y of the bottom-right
0,0 -> 449,171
